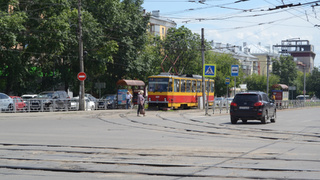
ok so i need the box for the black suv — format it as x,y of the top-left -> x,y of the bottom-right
30,91 -> 70,111
230,91 -> 276,124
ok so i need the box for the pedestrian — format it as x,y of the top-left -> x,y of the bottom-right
137,90 -> 145,116
126,91 -> 133,109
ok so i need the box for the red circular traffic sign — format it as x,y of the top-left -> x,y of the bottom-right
77,72 -> 87,81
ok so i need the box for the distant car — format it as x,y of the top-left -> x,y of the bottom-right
72,94 -> 97,111
230,91 -> 276,124
21,94 -> 38,111
10,96 -> 26,111
98,94 -> 117,109
31,91 -> 70,111
0,93 -> 13,111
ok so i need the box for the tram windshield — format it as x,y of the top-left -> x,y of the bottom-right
148,78 -> 169,92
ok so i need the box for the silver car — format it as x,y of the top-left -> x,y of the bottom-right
0,93 -> 13,111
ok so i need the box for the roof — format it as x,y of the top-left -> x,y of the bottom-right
272,84 -> 289,90
116,79 -> 145,86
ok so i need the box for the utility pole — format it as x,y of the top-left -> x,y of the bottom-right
201,28 -> 207,115
78,0 -> 85,111
266,55 -> 270,95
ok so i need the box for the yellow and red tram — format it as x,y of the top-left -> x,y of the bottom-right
147,73 -> 214,109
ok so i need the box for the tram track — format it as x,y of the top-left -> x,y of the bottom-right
1,110 -> 320,179
0,142 -> 319,179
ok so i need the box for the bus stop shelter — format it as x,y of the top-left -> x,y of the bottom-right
116,79 -> 145,107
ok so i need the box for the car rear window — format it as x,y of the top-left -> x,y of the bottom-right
234,94 -> 259,106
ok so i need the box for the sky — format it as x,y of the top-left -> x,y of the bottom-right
142,0 -> 320,67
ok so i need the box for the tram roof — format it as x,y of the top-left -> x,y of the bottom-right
150,73 -> 205,80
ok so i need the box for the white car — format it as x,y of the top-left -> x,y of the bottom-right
71,94 -> 97,111
0,93 -> 14,111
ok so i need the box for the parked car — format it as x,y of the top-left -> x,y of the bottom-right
30,91 -> 70,111
98,94 -> 117,109
230,91 -> 276,124
10,96 -> 26,111
21,94 -> 38,111
0,93 -> 13,111
71,94 -> 97,111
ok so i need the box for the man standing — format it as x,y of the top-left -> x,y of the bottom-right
126,91 -> 133,109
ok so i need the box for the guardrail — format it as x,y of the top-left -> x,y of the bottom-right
209,99 -> 320,114
2,98 -> 320,113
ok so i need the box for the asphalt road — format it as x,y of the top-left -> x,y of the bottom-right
0,107 -> 320,180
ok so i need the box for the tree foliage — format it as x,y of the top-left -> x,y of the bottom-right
272,55 -> 297,86
0,0 -> 149,96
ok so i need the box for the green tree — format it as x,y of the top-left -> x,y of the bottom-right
244,73 -> 280,95
306,68 -> 319,98
0,8 -> 27,94
272,55 -> 297,86
159,26 -> 202,75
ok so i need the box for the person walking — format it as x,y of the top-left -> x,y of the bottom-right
137,90 -> 145,116
126,91 -> 133,109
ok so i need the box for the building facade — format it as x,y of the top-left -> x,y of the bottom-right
145,10 -> 177,39
274,39 -> 315,73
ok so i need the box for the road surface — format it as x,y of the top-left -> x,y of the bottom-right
0,107 -> 320,179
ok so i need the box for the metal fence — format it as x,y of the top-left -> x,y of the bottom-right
209,99 -> 320,114
2,98 -> 320,113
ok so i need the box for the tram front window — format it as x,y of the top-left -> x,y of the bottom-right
149,78 -> 169,92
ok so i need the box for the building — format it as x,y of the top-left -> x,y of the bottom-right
144,10 -> 177,39
244,42 -> 279,76
211,42 -> 258,77
274,39 -> 315,73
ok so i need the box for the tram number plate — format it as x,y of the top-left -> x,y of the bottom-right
156,96 -> 160,98
239,106 -> 249,110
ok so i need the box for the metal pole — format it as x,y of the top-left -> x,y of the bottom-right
201,28 -> 207,115
266,55 -> 270,95
234,77 -> 236,97
303,65 -> 306,102
78,0 -> 85,111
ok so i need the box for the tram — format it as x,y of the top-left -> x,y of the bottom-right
147,73 -> 214,109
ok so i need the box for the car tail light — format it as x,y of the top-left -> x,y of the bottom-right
230,102 -> 237,107
254,101 -> 264,106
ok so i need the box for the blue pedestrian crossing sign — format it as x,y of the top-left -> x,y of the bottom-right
203,64 -> 216,77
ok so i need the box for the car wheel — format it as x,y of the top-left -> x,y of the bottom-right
231,116 -> 238,124
8,104 -> 13,112
261,111 -> 268,124
270,110 -> 276,123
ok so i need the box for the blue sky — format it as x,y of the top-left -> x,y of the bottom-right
142,0 -> 320,67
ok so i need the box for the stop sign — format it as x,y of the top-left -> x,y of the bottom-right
77,72 -> 87,81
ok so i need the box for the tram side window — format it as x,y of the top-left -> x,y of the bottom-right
174,79 -> 180,92
168,79 -> 173,92
197,81 -> 201,92
186,80 -> 191,92
192,80 -> 196,92
181,80 -> 186,92
211,81 -> 214,92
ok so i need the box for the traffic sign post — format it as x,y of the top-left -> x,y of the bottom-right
77,72 -> 87,81
231,65 -> 239,97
